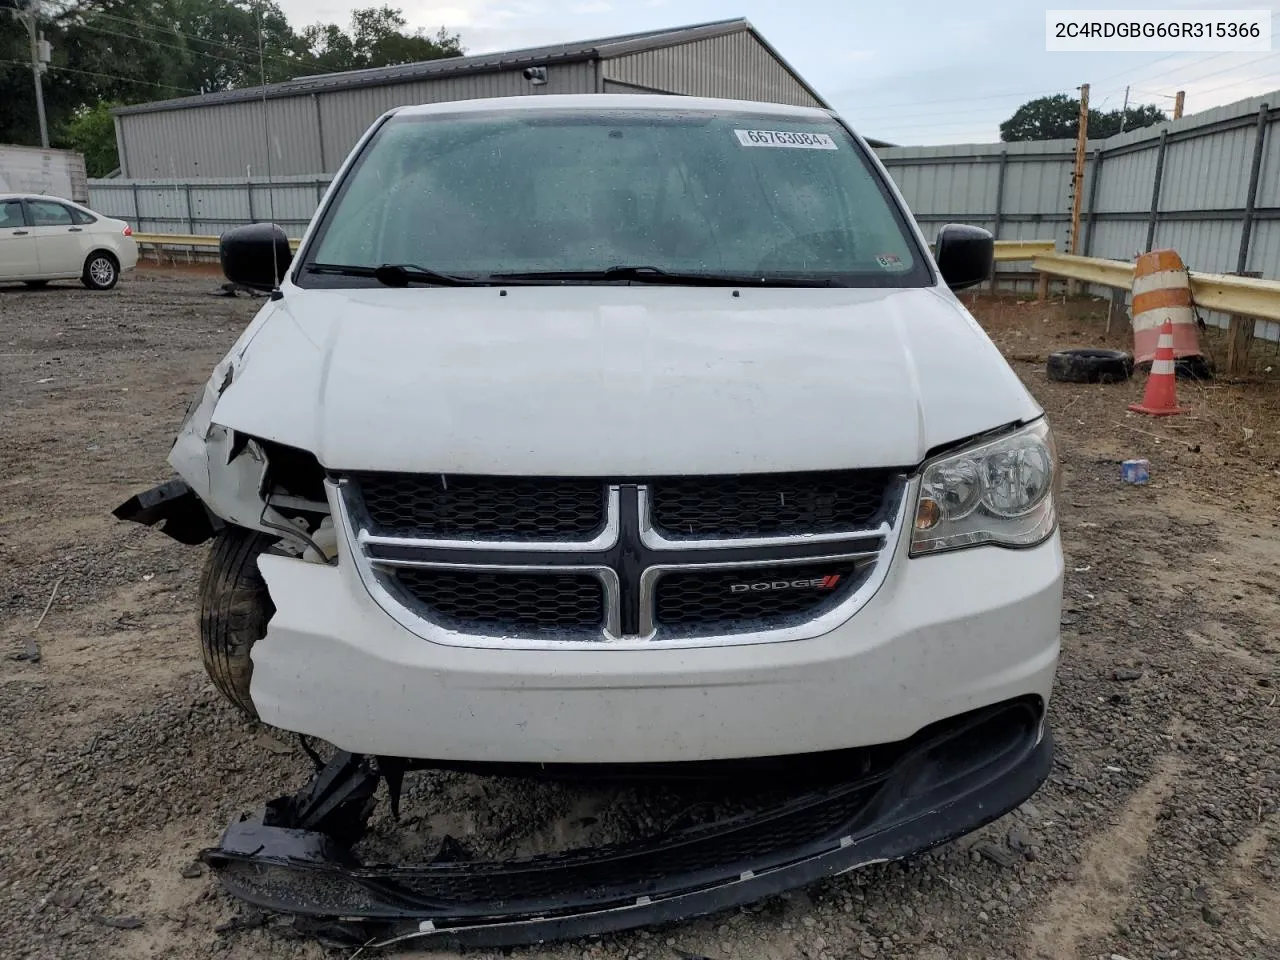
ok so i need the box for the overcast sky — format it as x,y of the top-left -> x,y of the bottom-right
273,0 -> 1280,144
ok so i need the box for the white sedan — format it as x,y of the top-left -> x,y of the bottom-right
0,194 -> 138,290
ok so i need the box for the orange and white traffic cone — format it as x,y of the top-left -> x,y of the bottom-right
1128,318 -> 1189,416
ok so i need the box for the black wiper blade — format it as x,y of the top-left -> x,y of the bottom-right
306,262 -> 488,287
489,266 -> 833,287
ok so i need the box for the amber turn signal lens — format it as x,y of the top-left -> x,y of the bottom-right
915,498 -> 941,530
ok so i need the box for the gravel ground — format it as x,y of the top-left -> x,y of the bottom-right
1,271 -> 1277,960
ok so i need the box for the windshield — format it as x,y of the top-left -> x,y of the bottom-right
300,108 -> 930,288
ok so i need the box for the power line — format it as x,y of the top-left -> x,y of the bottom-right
1126,50 -> 1280,98
0,57 -> 197,93
69,20 -> 264,75
69,8 -> 307,74
1192,69 -> 1280,98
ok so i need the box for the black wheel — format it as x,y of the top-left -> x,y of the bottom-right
1046,348 -> 1133,384
81,251 -> 119,290
198,526 -> 277,718
23,280 -> 48,289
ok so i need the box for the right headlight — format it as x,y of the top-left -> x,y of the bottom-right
911,419 -> 1058,556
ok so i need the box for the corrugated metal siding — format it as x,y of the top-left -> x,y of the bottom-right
118,98 -> 321,179
88,175 -> 330,238
317,62 -> 596,169
1092,146 -> 1158,212
602,32 -> 821,107
1152,218 -> 1242,273
885,157 -> 1002,218
118,63 -> 596,179
1087,220 -> 1149,262
1159,124 -> 1253,210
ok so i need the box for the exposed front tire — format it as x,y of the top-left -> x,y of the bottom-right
198,526 -> 276,718
82,251 -> 120,290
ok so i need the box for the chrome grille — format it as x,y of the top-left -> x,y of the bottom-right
338,473 -> 906,648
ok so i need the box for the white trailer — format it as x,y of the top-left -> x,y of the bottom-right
0,144 -> 89,203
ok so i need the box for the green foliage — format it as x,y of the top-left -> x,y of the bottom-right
1,0 -> 463,158
63,100 -> 120,176
1000,94 -> 1167,142
300,5 -> 462,74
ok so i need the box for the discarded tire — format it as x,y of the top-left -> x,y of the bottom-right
1046,348 -> 1134,384
198,525 -> 276,718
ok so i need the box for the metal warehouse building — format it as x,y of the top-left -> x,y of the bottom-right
112,18 -> 846,179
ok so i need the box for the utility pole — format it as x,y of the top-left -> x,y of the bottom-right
1069,83 -> 1090,257
1119,85 -> 1130,133
8,0 -> 50,147
1173,90 -> 1185,119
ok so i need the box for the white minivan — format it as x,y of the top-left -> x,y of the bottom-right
117,95 -> 1063,948
0,194 -> 137,289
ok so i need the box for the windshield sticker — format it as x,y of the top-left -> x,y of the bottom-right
734,129 -> 838,150
876,254 -> 908,270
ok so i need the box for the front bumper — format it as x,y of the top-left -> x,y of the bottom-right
248,523 -> 1063,763
203,696 -> 1052,949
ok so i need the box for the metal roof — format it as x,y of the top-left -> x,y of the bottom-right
114,17 -> 830,116
388,93 -> 831,118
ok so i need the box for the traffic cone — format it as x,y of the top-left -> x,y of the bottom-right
1128,319 -> 1188,416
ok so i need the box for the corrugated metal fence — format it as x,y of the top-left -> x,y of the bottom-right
87,173 -> 330,239
875,91 -> 1280,341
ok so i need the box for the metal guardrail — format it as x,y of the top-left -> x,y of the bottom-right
1032,251 -> 1280,323
133,232 -> 301,252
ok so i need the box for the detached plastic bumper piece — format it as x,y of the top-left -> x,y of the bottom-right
202,697 -> 1051,950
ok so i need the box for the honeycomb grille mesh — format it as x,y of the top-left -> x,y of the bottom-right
649,471 -> 896,538
350,474 -> 606,541
392,569 -> 605,630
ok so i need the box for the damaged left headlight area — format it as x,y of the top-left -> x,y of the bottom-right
114,432 -> 337,563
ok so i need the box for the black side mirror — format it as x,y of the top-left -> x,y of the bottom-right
220,223 -> 293,292
934,224 -> 994,291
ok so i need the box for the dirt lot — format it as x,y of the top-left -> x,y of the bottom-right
1,270 -> 1277,960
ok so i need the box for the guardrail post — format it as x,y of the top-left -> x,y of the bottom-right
1145,130 -> 1168,252
1227,271 -> 1263,375
1235,103 -> 1269,275
1037,271 -> 1050,301
1106,287 -> 1126,335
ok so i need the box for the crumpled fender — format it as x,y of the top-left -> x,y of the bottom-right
119,301 -> 324,545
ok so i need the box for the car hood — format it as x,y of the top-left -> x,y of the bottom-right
205,284 -> 1040,475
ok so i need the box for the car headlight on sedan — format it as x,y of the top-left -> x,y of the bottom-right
911,419 -> 1058,555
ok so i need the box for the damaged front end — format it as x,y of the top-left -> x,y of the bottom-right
115,344 -> 336,563
201,698 -> 1051,950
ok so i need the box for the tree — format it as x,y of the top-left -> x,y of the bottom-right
1000,94 -> 1166,142
0,0 -> 463,165
63,100 -> 119,175
299,5 -> 461,74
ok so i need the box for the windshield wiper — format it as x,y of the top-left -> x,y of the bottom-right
489,265 -> 835,287
306,262 -> 489,287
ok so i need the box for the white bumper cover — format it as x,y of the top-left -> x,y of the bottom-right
249,527 -> 1063,764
